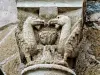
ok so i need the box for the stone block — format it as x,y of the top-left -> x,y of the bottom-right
0,25 -> 19,62
39,7 -> 58,21
1,53 -> 21,75
0,0 -> 17,28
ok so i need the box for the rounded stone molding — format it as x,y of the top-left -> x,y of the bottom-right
21,64 -> 76,75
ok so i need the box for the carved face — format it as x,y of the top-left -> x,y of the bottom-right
39,28 -> 57,45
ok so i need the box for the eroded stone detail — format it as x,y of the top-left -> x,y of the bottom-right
75,0 -> 100,75
15,11 -> 82,75
18,15 -> 71,66
1,0 -> 100,75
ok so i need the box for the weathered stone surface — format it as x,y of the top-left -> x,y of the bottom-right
84,64 -> 100,75
15,6 -> 84,75
0,25 -> 19,62
39,7 -> 58,21
17,0 -> 83,7
18,8 -> 38,31
0,0 -> 17,28
2,0 -> 100,75
22,64 -> 76,75
1,53 -> 21,75
76,27 -> 100,75
63,8 -> 82,27
0,24 -> 15,41
76,0 -> 100,75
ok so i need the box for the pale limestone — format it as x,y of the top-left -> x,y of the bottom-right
0,0 -> 17,28
1,53 -> 21,75
0,25 -> 19,62
15,7 -> 83,75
